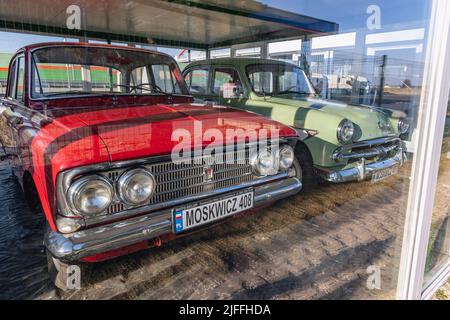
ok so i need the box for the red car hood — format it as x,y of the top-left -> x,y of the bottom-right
34,103 -> 297,174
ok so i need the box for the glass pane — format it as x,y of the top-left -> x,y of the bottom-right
7,60 -> 16,98
210,48 -> 231,59
15,57 -> 25,101
213,68 -> 242,95
131,66 -> 150,92
185,68 -> 208,94
34,63 -> 123,94
152,64 -> 181,94
424,96 -> 450,283
0,1 -> 442,301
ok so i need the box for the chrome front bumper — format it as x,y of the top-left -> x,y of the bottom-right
45,177 -> 301,262
316,138 -> 406,183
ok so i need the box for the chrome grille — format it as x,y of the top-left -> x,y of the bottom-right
105,149 -> 254,214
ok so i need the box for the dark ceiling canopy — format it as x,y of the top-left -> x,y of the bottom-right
0,0 -> 338,49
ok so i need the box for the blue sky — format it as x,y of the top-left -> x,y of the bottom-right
261,0 -> 431,32
0,33 -> 78,54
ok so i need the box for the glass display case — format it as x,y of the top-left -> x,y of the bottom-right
0,0 -> 448,300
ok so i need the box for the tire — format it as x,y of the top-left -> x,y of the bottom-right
46,250 -> 91,292
23,173 -> 43,216
293,143 -> 317,192
22,177 -> 88,292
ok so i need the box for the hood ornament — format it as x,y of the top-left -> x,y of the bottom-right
203,166 -> 214,182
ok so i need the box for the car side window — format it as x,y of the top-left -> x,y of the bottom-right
7,59 -> 17,99
248,71 -> 274,95
15,56 -> 25,101
212,67 -> 243,97
184,68 -> 209,94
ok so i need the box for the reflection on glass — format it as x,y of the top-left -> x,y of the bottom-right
424,98 -> 450,282
0,0 -> 441,300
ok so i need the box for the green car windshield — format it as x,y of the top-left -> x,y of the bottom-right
246,63 -> 316,97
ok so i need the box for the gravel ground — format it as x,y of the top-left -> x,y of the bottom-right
0,158 -> 446,300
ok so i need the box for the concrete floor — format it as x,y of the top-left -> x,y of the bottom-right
0,160 -> 419,300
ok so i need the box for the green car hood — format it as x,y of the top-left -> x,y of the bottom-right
262,95 -> 399,142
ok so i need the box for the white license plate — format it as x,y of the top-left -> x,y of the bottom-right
173,190 -> 254,233
371,165 -> 399,183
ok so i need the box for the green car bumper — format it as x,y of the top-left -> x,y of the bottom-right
314,137 -> 407,183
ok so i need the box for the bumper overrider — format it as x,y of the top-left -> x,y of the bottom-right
45,176 -> 301,262
315,137 -> 407,183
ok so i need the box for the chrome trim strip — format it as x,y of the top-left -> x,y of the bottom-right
335,137 -> 401,152
45,177 -> 302,261
333,143 -> 400,161
332,137 -> 402,161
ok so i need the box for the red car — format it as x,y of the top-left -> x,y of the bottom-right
0,43 -> 302,289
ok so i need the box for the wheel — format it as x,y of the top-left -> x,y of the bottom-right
293,143 -> 317,192
22,176 -> 90,292
46,250 -> 91,292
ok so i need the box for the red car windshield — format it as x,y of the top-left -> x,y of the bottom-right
31,46 -> 188,98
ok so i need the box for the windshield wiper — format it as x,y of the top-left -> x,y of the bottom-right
42,90 -> 95,97
134,83 -> 171,96
41,84 -> 172,98
113,83 -> 171,95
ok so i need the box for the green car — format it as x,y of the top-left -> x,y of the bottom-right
182,58 -> 409,189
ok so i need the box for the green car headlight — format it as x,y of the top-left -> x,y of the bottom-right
398,118 -> 410,134
337,119 -> 355,143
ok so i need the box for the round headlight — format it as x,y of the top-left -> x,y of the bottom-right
398,118 -> 410,134
279,145 -> 295,170
337,119 -> 355,143
251,148 -> 278,176
118,168 -> 155,205
67,175 -> 113,216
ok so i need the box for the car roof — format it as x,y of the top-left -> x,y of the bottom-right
19,42 -> 166,57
